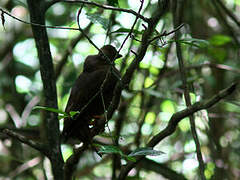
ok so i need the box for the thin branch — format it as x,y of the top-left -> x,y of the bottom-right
215,0 -> 240,28
149,23 -> 185,43
211,0 -> 240,46
107,0 -> 170,122
173,1 -> 205,179
47,0 -> 149,23
0,8 -> 80,31
118,82 -> 237,179
145,62 -> 240,89
9,157 -> 41,178
117,0 -> 145,53
76,6 -> 121,81
1,129 -> 48,156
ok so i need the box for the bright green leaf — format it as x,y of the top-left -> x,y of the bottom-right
58,114 -> 69,120
34,106 -> 68,116
110,28 -> 143,35
98,145 -> 123,155
69,111 -> 80,117
209,35 -> 232,46
170,38 -> 209,48
124,155 -> 136,162
128,147 -> 164,157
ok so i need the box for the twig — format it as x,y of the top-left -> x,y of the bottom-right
0,8 -> 80,31
145,62 -> 240,89
47,0 -> 149,23
1,129 -> 48,156
118,82 -> 237,180
215,0 -> 240,28
76,6 -> 121,81
211,0 -> 240,46
149,23 -> 185,43
117,0 -> 145,53
9,157 -> 41,178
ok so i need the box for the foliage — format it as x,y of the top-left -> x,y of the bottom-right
0,0 -> 240,179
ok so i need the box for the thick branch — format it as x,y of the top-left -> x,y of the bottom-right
118,82 -> 237,179
107,1 -> 169,120
26,0 -> 64,179
1,129 -> 47,155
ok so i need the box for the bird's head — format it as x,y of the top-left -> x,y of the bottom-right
99,45 -> 122,62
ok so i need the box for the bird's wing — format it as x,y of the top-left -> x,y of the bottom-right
65,67 -> 109,114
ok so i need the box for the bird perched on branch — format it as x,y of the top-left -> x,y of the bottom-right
62,45 -> 122,144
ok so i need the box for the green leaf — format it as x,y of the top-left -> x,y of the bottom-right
209,35 -> 232,46
208,47 -> 227,63
179,38 -> 209,48
107,0 -> 119,6
123,155 -> 136,162
110,28 -> 143,35
58,114 -> 69,120
34,106 -> 68,116
69,111 -> 80,117
98,145 -> 123,155
96,144 -> 136,162
86,13 -> 109,30
128,147 -> 165,157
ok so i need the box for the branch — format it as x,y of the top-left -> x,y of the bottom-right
211,0 -> 240,46
117,0 -> 145,53
26,1 -> 64,179
1,129 -> 48,156
64,144 -> 88,180
172,1 -> 205,179
149,23 -> 185,43
107,1 -> 170,121
139,158 -> 187,180
0,8 -> 81,31
215,0 -> 240,28
47,0 -> 149,23
118,82 -> 237,179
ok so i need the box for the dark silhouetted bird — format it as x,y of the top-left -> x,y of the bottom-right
62,45 -> 122,144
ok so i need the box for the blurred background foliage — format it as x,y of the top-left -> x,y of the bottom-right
0,0 -> 240,179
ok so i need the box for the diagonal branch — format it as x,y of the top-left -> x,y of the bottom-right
1,129 -> 48,156
118,82 -> 237,180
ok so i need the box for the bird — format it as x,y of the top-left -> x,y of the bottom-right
62,45 -> 122,144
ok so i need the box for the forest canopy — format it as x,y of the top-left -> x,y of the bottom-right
0,0 -> 240,179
